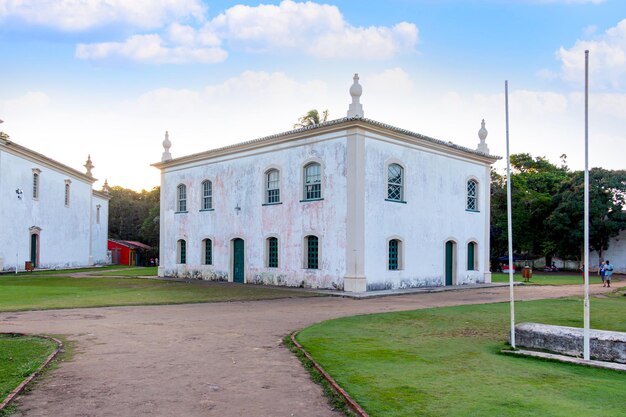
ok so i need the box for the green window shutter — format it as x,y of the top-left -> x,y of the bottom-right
389,240 -> 399,270
307,236 -> 319,269
268,237 -> 278,268
467,242 -> 475,270
204,239 -> 212,265
180,240 -> 186,264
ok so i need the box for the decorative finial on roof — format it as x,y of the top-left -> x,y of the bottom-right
476,119 -> 490,154
84,154 -> 94,177
102,179 -> 110,194
347,73 -> 364,118
162,131 -> 172,162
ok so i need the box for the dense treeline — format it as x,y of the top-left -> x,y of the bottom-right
491,153 -> 626,266
108,186 -> 160,248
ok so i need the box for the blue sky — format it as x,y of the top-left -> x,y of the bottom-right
1,0 -> 624,190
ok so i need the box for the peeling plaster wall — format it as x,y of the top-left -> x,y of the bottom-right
0,149 -> 100,271
159,135 -> 348,289
363,134 -> 491,290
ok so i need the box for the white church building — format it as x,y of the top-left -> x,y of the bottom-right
0,128 -> 110,271
155,75 -> 499,292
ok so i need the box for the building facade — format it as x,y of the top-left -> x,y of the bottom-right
0,131 -> 110,271
155,75 -> 498,292
108,239 -> 152,266
591,229 -> 626,274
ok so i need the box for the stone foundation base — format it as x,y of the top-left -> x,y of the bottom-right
514,322 -> 626,364
343,276 -> 366,292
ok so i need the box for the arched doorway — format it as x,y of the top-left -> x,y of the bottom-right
232,238 -> 245,283
30,233 -> 39,268
445,240 -> 456,286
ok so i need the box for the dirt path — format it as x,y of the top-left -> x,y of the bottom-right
0,284 -> 612,417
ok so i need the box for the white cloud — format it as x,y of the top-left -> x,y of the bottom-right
0,92 -> 51,111
76,32 -> 227,64
367,68 -> 414,94
555,19 -> 626,89
0,0 -> 205,31
76,1 -> 418,63
3,70 -> 625,191
209,0 -> 418,59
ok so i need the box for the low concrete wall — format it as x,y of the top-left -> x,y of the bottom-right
513,322 -> 626,364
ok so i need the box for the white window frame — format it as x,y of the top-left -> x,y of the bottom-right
201,180 -> 212,210
265,169 -> 280,204
177,184 -> 187,212
387,163 -> 404,202
466,179 -> 478,211
303,162 -> 322,201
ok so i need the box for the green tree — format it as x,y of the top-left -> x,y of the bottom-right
547,168 -> 626,262
293,109 -> 329,128
108,186 -> 160,247
490,153 -> 570,264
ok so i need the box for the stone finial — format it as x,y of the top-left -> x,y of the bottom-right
102,179 -> 110,194
476,119 -> 490,154
84,154 -> 94,177
347,73 -> 364,118
162,131 -> 172,162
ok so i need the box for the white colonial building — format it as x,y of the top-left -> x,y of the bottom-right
155,75 -> 499,292
0,129 -> 110,271
591,230 -> 626,274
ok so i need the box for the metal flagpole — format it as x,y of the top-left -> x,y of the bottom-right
583,50 -> 590,360
505,80 -> 515,348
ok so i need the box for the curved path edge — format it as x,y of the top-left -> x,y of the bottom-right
0,333 -> 63,411
290,332 -> 370,417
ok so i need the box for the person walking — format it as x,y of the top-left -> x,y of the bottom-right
604,260 -> 614,288
599,261 -> 606,286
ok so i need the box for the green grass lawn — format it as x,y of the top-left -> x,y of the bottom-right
8,265 -> 128,277
0,276 -> 317,312
296,291 -> 626,417
0,334 -> 58,407
98,267 -> 158,276
491,272 -> 611,285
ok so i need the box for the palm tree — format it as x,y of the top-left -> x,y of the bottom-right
293,109 -> 329,128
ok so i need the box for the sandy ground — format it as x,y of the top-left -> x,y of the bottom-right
1,284 -> 612,417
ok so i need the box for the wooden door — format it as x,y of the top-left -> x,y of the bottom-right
445,241 -> 454,286
233,239 -> 245,283
30,234 -> 38,268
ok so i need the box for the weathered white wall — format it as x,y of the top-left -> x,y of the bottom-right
159,134 -> 348,289
362,134 -> 490,290
591,229 -> 626,274
92,194 -> 110,265
0,148 -> 107,271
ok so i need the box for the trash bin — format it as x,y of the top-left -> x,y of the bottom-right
24,261 -> 33,272
522,266 -> 532,282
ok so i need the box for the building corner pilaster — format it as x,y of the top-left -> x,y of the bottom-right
344,127 -> 367,292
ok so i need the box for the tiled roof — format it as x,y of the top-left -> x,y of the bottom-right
155,117 -> 500,168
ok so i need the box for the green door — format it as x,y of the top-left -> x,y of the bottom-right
30,234 -> 38,268
233,238 -> 244,283
445,241 -> 454,286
